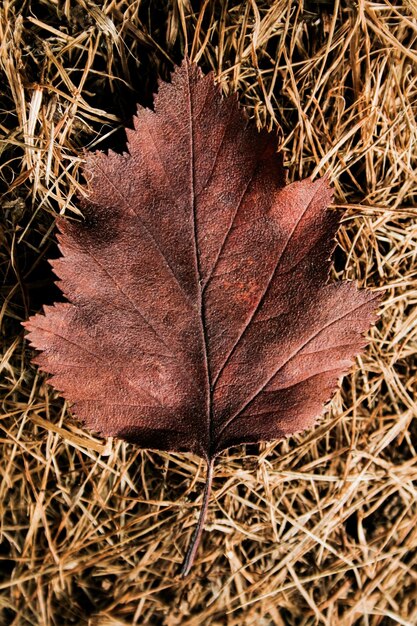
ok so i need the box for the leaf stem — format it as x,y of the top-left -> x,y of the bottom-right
180,458 -> 215,577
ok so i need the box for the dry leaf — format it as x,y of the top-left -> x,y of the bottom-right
23,59 -> 380,575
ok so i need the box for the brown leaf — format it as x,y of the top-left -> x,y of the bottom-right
23,59 -> 380,575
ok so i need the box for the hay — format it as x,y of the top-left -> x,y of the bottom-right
1,1 -> 416,624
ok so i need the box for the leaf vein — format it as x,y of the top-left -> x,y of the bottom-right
215,298 -> 372,442
212,180 -> 326,386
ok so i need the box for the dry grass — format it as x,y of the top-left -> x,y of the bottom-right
1,0 -> 417,624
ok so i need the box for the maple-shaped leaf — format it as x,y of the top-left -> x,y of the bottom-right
24,59 -> 380,575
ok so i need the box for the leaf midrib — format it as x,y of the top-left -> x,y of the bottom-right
186,63 -> 213,459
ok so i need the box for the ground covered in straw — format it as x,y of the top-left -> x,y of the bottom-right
1,1 -> 416,625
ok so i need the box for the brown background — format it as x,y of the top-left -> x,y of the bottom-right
1,1 -> 416,625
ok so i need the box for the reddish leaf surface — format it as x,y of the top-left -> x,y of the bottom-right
24,59 -> 380,574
